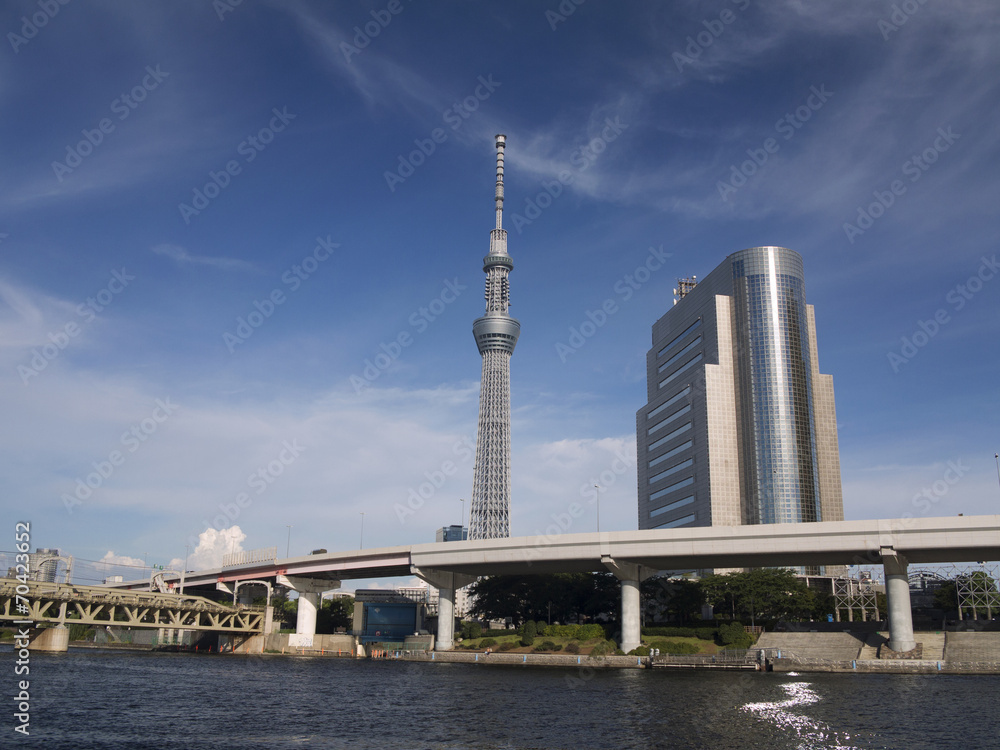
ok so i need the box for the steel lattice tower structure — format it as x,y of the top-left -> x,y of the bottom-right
469,134 -> 520,540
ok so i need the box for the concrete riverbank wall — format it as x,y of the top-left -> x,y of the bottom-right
399,650 -> 648,669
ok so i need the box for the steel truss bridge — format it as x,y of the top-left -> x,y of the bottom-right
0,579 -> 264,634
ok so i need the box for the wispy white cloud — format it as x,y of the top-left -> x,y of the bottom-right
0,291 -> 644,557
282,0 -> 447,117
656,2 -> 881,82
152,243 -> 257,272
510,0 -> 1000,230
0,276 -> 95,351
514,436 -> 636,535
281,1 -> 645,205
841,457 -> 995,521
0,278 -> 51,346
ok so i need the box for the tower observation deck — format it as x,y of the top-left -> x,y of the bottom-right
469,134 -> 520,539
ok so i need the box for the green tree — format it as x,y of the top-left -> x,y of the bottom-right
468,573 -> 619,626
263,588 -> 297,628
810,592 -> 836,621
68,623 -> 94,641
573,572 -> 619,624
701,569 -> 816,623
468,575 -> 535,626
642,577 -> 706,624
933,581 -> 958,613
317,596 -> 354,633
521,619 -> 537,647
717,622 -> 754,649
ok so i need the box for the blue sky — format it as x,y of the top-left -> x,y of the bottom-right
1,1 -> 997,585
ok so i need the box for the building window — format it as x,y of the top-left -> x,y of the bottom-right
656,318 -> 702,358
653,513 -> 696,529
658,353 -> 704,388
646,386 -> 691,420
657,336 -> 703,372
648,440 -> 693,468
648,422 -> 692,451
649,495 -> 694,517
648,475 -> 694,499
649,458 -> 695,485
647,404 -> 692,435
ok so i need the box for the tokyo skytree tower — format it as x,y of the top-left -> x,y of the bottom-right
469,134 -> 520,540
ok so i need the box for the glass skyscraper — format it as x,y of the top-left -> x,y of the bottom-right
636,247 -> 844,535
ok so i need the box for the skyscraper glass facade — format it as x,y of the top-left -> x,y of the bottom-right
731,248 -> 821,525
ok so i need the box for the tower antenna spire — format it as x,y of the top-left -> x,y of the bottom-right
469,135 -> 520,540
494,133 -> 505,231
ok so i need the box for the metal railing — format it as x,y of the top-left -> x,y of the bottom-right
653,649 -> 756,665
222,547 -> 278,568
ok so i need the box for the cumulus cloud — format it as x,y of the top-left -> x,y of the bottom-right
100,551 -> 145,567
169,526 -> 247,571
89,551 -> 147,584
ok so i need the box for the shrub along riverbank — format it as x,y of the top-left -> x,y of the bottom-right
455,622 -> 757,656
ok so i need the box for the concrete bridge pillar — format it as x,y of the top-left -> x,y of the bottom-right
437,586 -> 455,650
277,575 -> 340,638
411,567 -> 476,651
603,557 -> 655,654
620,579 -> 641,653
28,626 -> 69,652
882,548 -> 916,653
297,591 -> 319,637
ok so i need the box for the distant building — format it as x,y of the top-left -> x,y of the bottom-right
636,247 -> 844,539
908,569 -> 948,613
30,548 -> 61,582
352,591 -> 425,644
352,584 -> 471,640
436,525 -> 468,543
398,583 -> 471,618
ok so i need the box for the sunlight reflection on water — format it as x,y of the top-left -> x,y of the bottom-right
742,681 -> 859,750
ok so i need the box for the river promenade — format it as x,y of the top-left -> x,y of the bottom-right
349,629 -> 1000,675
48,628 -> 1000,675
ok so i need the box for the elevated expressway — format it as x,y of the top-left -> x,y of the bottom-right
114,515 -> 1000,654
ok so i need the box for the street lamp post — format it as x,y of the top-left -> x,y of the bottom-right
594,485 -> 601,533
181,544 -> 190,594
994,453 -> 1000,497
460,498 -> 466,539
360,512 -> 365,550
285,525 -> 292,558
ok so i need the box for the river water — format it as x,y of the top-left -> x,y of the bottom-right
5,648 -> 998,749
